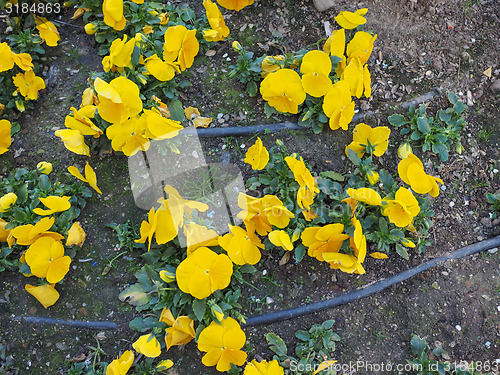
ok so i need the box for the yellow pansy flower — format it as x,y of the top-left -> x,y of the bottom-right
382,187 -> 420,227
198,317 -> 247,372
25,236 -> 71,283
103,0 -> 126,30
260,55 -> 285,78
397,153 -> 443,197
203,0 -> 230,42
54,129 -> 90,156
0,119 -> 12,155
268,230 -> 293,251
244,137 -> 269,170
64,106 -> 102,137
144,54 -> 180,81
142,109 -> 183,140
13,70 -> 45,100
323,28 -> 345,58
159,308 -> 196,350
346,187 -> 382,206
300,50 -> 332,97
106,350 -> 134,375
345,123 -> 390,158
33,196 -> 71,216
163,25 -> 199,71
0,192 -> 17,212
342,57 -> 371,98
132,334 -> 161,358
11,217 -> 64,246
346,31 -> 377,65
322,80 -> 355,130
260,69 -> 306,114
335,8 -> 367,29
183,222 -> 219,255
25,284 -> 60,308
301,223 -> 349,262
216,0 -> 253,11
35,17 -> 60,46
219,225 -> 263,265
176,247 -> 233,299
244,359 -> 284,374
66,222 -> 86,247
94,77 -> 143,125
36,161 -> 53,175
102,35 -> 135,72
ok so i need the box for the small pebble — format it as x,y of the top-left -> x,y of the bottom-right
449,201 -> 455,208
266,297 -> 274,304
455,325 -> 462,331
485,341 -> 491,348
262,269 -> 267,276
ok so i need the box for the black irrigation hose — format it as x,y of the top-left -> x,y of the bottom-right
182,87 -> 441,137
12,316 -> 118,330
243,235 -> 500,327
9,88 -> 447,331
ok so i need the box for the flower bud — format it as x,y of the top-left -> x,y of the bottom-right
397,143 -> 412,159
210,304 -> 224,322
401,238 -> 416,248
367,170 -> 379,185
37,161 -> 53,175
156,359 -> 174,371
84,23 -> 98,35
159,270 -> 176,283
0,193 -> 17,212
232,41 -> 242,52
455,141 -> 464,154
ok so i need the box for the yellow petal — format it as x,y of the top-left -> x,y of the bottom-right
25,284 -> 60,308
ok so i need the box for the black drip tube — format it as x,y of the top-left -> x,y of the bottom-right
12,316 -> 118,330
243,235 -> 500,327
182,88 -> 441,138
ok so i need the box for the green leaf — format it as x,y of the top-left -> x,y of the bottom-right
294,244 -> 306,262
17,184 -> 28,204
432,143 -> 449,161
447,91 -> 458,105
129,317 -> 149,332
388,114 -> 407,127
410,335 -> 428,357
295,330 -> 310,341
410,131 -> 421,140
453,100 -> 465,114
395,244 -> 409,260
379,169 -> 394,190
417,117 -> 430,134
10,122 -> 20,135
168,100 -> 185,122
38,174 -> 51,191
321,319 -> 335,329
264,102 -> 277,118
246,81 -> 258,97
266,332 -> 287,357
118,283 -> 149,306
192,298 -> 206,321
131,45 -> 140,67
319,171 -> 345,182
346,149 -> 361,166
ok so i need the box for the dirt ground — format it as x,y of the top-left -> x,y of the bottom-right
0,0 -> 499,374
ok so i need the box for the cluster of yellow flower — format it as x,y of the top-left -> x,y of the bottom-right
0,163 -> 96,308
257,8 -> 376,131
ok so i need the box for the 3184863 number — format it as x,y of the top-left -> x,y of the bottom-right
5,2 -> 61,14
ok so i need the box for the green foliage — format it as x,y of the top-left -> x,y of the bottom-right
408,334 -> 495,375
0,167 -> 91,272
265,320 -> 340,375
106,220 -> 145,252
228,44 -> 264,97
388,92 -> 467,161
485,192 -> 500,219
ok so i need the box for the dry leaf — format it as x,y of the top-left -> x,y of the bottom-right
205,50 -> 216,57
193,116 -> 212,128
483,67 -> 492,78
279,251 -> 290,266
